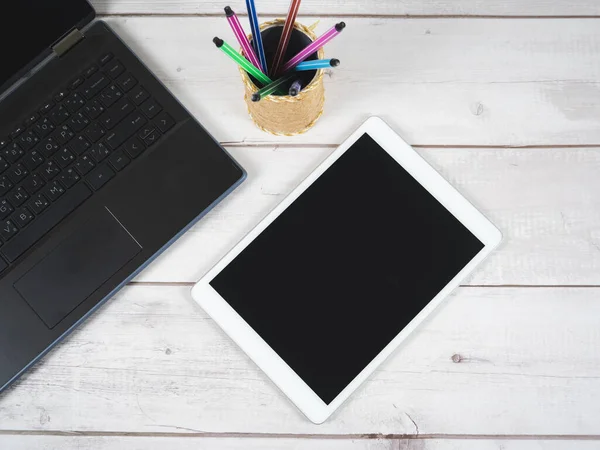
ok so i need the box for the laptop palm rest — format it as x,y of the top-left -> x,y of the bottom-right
14,209 -> 142,329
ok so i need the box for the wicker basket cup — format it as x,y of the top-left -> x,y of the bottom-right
241,20 -> 325,136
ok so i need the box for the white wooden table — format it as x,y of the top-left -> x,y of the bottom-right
2,1 -> 600,449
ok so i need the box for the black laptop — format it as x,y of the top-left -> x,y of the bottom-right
0,0 -> 246,393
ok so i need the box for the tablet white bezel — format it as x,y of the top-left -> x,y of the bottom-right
191,116 -> 502,424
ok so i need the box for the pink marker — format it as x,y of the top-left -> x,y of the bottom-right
282,22 -> 346,73
225,6 -> 263,72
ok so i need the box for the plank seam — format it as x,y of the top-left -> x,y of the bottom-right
97,13 -> 600,19
2,430 -> 600,440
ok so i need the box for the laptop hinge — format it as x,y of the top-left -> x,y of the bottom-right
52,29 -> 85,57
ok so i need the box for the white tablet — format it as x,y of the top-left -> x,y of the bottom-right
192,117 -> 501,424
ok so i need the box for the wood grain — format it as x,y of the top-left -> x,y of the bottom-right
2,285 -> 600,435
0,436 -> 393,450
91,0 -> 600,17
102,17 -> 600,146
132,145 -> 600,286
2,436 -> 600,450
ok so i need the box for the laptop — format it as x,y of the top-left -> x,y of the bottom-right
0,0 -> 246,393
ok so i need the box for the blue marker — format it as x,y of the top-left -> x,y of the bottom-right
294,58 -> 340,72
246,0 -> 268,73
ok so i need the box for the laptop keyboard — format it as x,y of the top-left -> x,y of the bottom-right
0,53 -> 177,271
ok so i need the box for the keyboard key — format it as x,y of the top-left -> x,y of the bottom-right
27,194 -> 50,215
8,187 -> 29,207
105,59 -> 125,79
7,163 -> 29,184
0,157 -> 9,174
0,199 -> 14,220
75,154 -> 95,175
54,89 -> 69,103
39,160 -> 61,181
33,117 -> 55,138
84,64 -> 99,78
124,136 -> 145,159
83,99 -> 105,120
12,208 -> 34,228
1,183 -> 91,262
44,180 -> 65,201
84,122 -> 106,143
89,142 -> 111,163
69,76 -> 85,90
81,72 -> 110,100
154,112 -> 175,133
117,73 -> 137,93
68,112 -> 90,132
130,85 -> 150,105
59,167 -> 81,188
55,148 -> 76,169
0,138 -> 9,150
100,84 -> 123,108
22,174 -> 46,195
143,129 -> 161,146
108,150 -> 130,172
11,126 -> 25,139
64,92 -> 85,113
0,220 -> 18,242
24,113 -> 39,127
54,125 -> 75,145
23,150 -> 44,171
101,98 -> 135,130
39,136 -> 60,158
138,125 -> 154,140
99,53 -> 114,66
17,130 -> 39,151
39,100 -> 54,115
87,163 -> 115,190
105,112 -> 147,150
4,142 -> 24,163
0,176 -> 14,196
69,135 -> 90,155
28,193 -> 50,215
140,98 -> 162,119
49,104 -> 70,125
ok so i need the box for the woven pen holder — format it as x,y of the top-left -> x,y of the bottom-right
240,20 -> 325,136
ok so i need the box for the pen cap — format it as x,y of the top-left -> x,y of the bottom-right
241,19 -> 326,136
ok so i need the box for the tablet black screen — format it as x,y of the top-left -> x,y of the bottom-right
211,133 -> 484,404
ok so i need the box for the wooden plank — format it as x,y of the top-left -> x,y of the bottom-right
390,443 -> 600,450
1,436 -> 600,450
0,436 -> 393,450
102,17 -> 600,146
135,146 -> 600,286
91,0 -> 600,17
3,285 -> 600,435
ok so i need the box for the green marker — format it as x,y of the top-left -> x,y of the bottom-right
213,37 -> 272,86
251,74 -> 295,102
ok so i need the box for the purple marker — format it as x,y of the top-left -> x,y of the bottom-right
225,6 -> 263,72
282,22 -> 346,73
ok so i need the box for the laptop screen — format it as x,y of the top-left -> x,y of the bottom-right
1,0 -> 95,93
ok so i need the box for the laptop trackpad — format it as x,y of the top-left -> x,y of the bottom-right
15,209 -> 142,329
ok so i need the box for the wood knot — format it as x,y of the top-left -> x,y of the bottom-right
471,102 -> 484,116
451,353 -> 463,363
